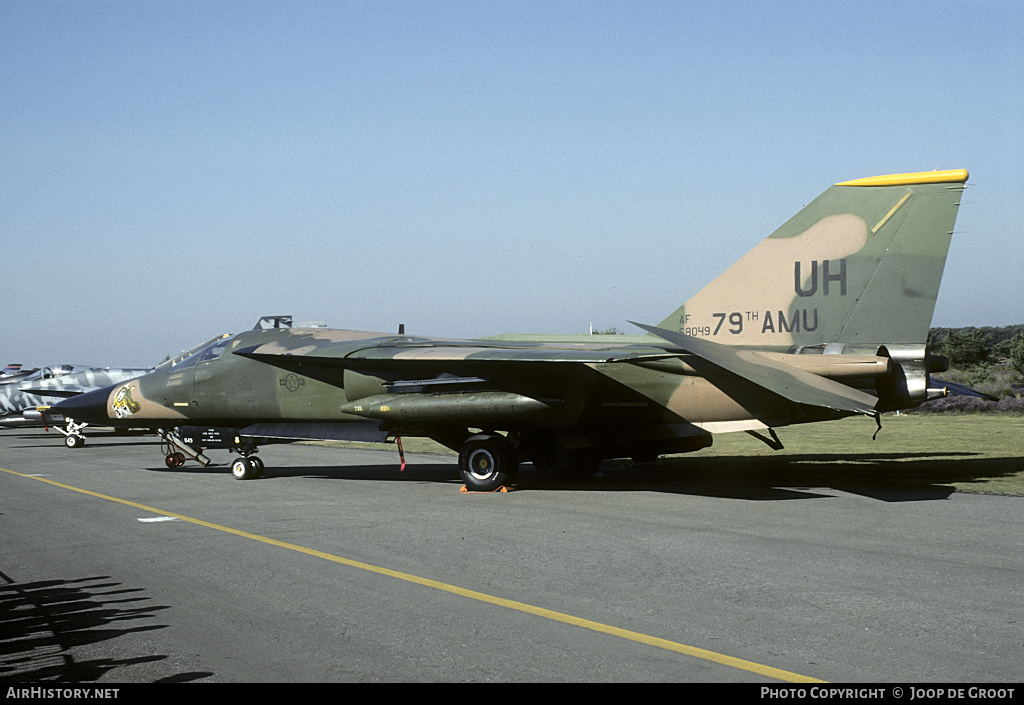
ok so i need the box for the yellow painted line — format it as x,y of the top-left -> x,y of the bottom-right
871,191 -> 913,234
1,466 -> 823,683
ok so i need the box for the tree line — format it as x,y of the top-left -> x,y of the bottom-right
928,324 -> 1024,374
919,324 -> 1024,413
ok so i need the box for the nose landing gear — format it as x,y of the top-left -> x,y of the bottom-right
58,419 -> 88,448
230,454 -> 265,480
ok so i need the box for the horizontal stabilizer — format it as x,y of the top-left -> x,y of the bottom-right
631,322 -> 879,416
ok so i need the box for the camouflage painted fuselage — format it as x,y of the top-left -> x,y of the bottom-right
62,324 -> 894,460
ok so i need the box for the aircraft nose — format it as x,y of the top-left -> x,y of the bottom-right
54,385 -> 115,425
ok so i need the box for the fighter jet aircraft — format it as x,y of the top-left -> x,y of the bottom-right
57,169 -> 969,490
1,364 -> 39,385
0,364 -> 152,444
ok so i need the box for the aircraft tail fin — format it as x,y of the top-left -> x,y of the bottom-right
656,169 -> 968,348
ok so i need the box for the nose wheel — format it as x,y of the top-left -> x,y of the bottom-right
231,455 -> 265,480
59,419 -> 89,448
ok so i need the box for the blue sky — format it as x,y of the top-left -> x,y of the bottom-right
3,0 -> 1022,367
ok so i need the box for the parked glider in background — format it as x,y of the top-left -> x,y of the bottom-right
58,169 -> 970,490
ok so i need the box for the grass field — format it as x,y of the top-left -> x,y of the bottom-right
674,414 -> 1024,496
353,414 -> 1024,496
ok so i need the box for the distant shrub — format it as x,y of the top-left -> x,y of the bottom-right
917,390 -> 1024,415
1009,333 -> 1024,376
916,326 -> 1024,414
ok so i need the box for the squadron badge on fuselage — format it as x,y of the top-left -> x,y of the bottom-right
112,385 -> 142,418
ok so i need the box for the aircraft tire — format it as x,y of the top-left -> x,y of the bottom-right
65,434 -> 84,449
250,456 -> 265,479
231,457 -> 255,480
459,434 -> 517,492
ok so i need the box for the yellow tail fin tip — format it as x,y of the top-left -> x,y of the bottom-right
837,169 -> 968,187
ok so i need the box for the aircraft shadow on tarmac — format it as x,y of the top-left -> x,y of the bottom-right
0,574 -> 212,683
145,449 -> 1022,503
9,430 -> 1019,501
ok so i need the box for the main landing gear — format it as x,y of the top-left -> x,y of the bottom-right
458,433 -> 518,492
454,431 -> 609,492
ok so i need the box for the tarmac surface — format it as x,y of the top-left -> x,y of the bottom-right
1,428 -> 1021,683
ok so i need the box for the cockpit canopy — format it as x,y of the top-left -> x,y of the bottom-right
40,364 -> 76,379
170,334 -> 238,371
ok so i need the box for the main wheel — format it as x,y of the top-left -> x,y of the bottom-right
249,455 -> 265,479
458,435 -> 517,492
231,457 -> 255,480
